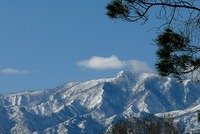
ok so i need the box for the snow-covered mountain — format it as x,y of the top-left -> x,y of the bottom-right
1,71 -> 200,133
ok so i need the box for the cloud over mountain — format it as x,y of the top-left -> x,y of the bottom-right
77,55 -> 125,70
77,55 -> 152,73
126,60 -> 153,73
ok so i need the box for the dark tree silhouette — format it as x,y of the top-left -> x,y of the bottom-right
156,28 -> 200,81
106,0 -> 200,81
103,115 -> 182,134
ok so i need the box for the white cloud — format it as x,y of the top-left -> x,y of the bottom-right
77,55 -> 125,70
77,55 -> 153,73
126,60 -> 153,73
0,68 -> 36,75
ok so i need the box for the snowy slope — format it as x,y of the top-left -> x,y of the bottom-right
0,71 -> 200,133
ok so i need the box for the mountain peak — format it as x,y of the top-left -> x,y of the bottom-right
116,70 -> 138,79
0,71 -> 200,133
117,70 -> 134,76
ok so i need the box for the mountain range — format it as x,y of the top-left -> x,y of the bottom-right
0,71 -> 200,133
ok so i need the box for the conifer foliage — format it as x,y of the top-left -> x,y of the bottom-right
106,0 -> 200,81
155,28 -> 200,81
103,115 -> 182,134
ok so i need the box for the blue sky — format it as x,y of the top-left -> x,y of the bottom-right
0,0 -> 157,93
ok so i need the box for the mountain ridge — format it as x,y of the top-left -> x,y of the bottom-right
0,71 -> 200,133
